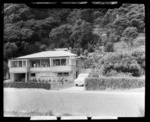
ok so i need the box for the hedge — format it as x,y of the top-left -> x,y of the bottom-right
85,77 -> 145,90
4,82 -> 50,90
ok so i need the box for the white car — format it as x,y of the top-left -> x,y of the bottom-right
74,73 -> 89,86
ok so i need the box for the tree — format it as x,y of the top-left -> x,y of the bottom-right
70,19 -> 94,49
4,42 -> 18,61
49,24 -> 72,48
104,42 -> 114,52
133,34 -> 145,47
121,27 -> 139,47
84,49 -> 88,57
3,61 -> 9,78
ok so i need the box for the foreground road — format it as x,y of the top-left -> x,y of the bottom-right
4,88 -> 145,117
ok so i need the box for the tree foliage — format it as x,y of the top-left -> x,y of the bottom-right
4,3 -> 145,62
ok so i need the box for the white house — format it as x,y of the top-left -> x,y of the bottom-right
8,50 -> 77,83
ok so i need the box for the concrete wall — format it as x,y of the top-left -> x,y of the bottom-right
10,73 -> 15,82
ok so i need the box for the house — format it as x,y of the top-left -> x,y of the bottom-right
8,50 -> 77,83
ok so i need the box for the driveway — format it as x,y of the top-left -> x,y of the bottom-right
60,86 -> 85,91
4,87 -> 145,117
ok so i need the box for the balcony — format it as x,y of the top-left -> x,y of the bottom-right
30,67 -> 51,72
9,67 -> 28,73
29,66 -> 74,72
50,66 -> 73,72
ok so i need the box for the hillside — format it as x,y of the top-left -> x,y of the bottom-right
3,3 -> 145,77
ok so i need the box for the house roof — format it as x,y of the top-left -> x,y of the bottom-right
16,51 -> 77,59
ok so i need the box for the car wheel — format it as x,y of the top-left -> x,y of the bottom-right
76,84 -> 78,86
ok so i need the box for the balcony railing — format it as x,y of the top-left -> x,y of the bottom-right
9,65 -> 76,73
50,66 -> 72,72
9,67 -> 28,73
30,66 -> 74,72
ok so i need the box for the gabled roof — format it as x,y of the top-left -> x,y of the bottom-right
16,51 -> 77,59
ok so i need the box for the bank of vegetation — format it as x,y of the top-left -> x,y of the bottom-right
4,3 -> 145,86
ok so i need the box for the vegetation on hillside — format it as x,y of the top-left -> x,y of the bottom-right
3,3 -> 145,77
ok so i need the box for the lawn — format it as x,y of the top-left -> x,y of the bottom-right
4,87 -> 145,117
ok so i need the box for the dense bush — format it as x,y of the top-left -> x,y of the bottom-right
104,42 -> 114,52
89,70 -> 99,77
4,82 -> 51,90
133,36 -> 145,47
113,41 -> 128,52
85,77 -> 145,90
97,47 -> 145,77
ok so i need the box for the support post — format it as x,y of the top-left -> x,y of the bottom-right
25,73 -> 28,82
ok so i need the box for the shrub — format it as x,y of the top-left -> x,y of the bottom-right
85,77 -> 145,90
129,62 -> 142,76
133,36 -> 145,47
104,42 -> 114,52
89,70 -> 99,77
113,41 -> 128,52
4,82 -> 51,90
98,47 -> 145,77
104,69 -> 132,77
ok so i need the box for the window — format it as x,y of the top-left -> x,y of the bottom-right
53,59 -> 60,66
61,59 -> 66,65
41,59 -> 50,67
19,61 -> 22,67
23,61 -> 26,67
53,59 -> 67,66
57,72 -> 69,77
11,61 -> 19,67
31,60 -> 40,67
63,72 -> 69,76
31,73 -> 36,77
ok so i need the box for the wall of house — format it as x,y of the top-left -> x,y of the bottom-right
10,73 -> 15,82
28,69 -> 77,83
29,72 -> 53,82
10,71 -> 76,83
54,71 -> 75,83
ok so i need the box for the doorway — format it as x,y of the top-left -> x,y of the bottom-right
14,73 -> 26,82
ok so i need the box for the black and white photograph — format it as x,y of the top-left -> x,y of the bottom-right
3,1 -> 145,119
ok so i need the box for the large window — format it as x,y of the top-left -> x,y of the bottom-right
31,60 -> 40,67
11,60 -> 26,67
30,59 -> 50,67
53,59 -> 67,66
53,59 -> 60,66
11,61 -> 18,67
41,59 -> 50,67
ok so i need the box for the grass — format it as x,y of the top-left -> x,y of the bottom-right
4,87 -> 145,117
138,107 -> 145,117
4,109 -> 54,117
5,108 -> 73,117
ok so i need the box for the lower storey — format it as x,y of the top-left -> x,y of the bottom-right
10,71 -> 77,83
